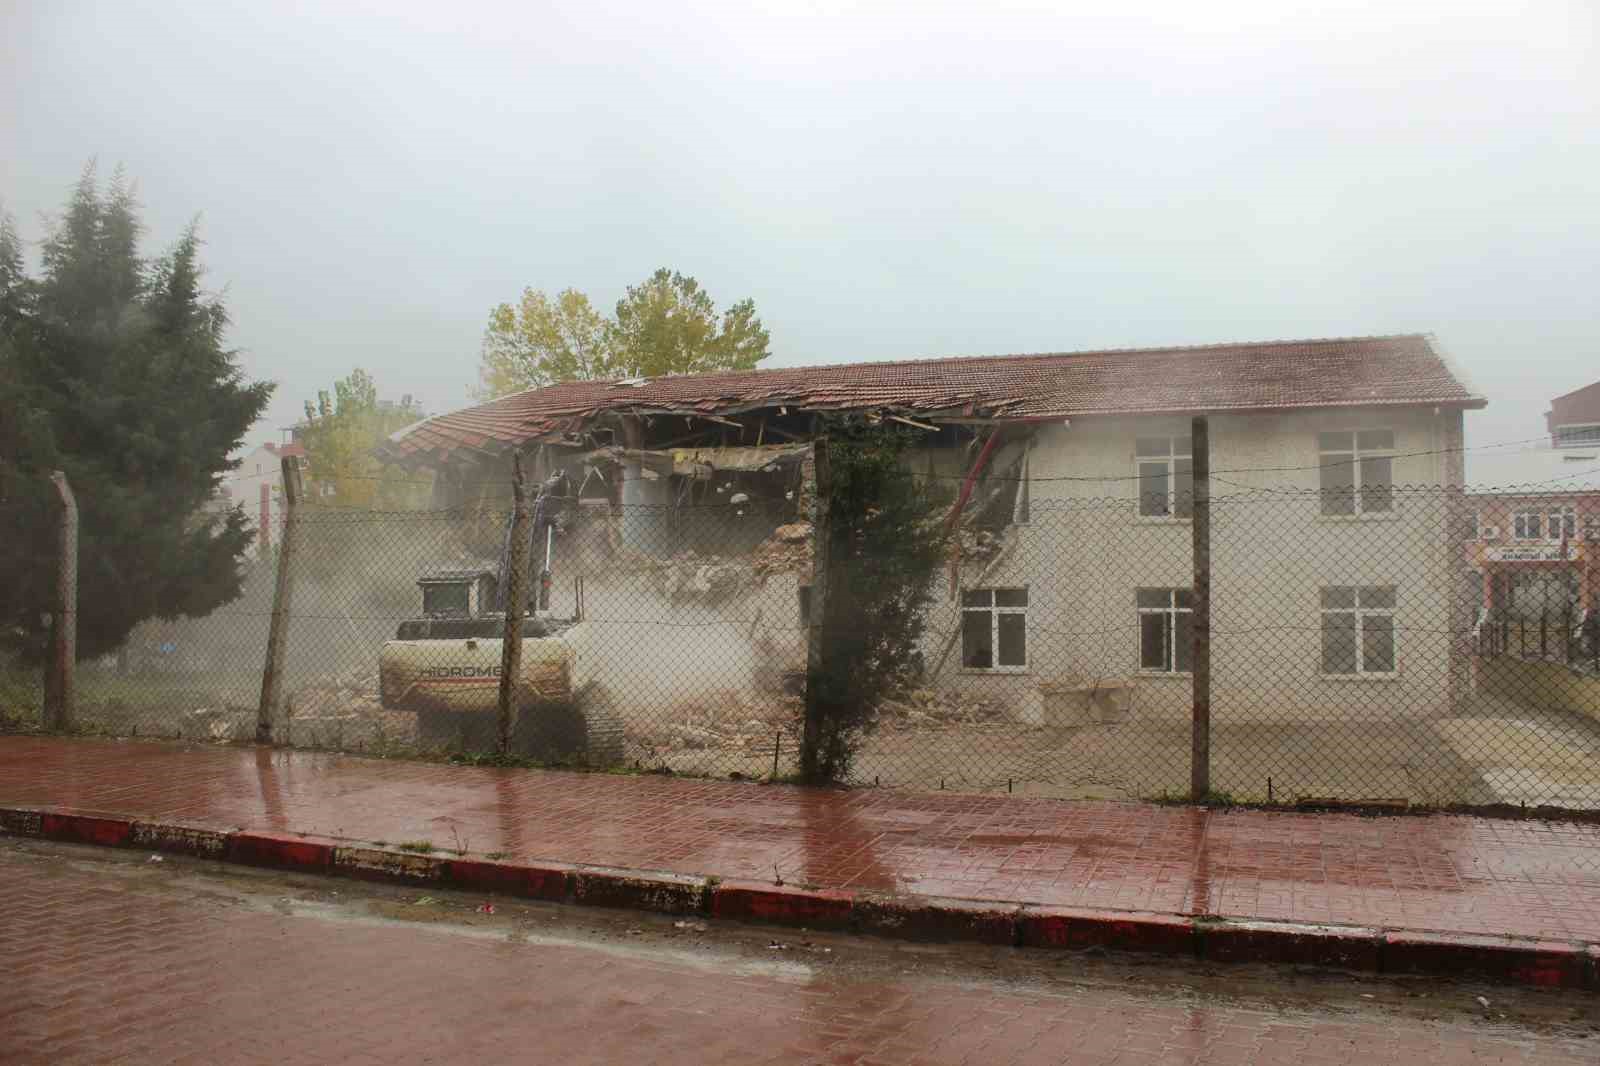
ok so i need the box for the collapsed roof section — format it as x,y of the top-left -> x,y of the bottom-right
377,334 -> 1485,471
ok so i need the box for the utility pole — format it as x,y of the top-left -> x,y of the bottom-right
43,472 -> 78,731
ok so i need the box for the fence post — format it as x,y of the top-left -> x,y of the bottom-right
496,453 -> 531,756
1190,416 -> 1212,802
43,471 -> 78,732
256,455 -> 303,744
800,438 -> 832,782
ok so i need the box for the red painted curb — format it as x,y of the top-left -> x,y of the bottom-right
131,821 -> 229,860
710,880 -> 855,929
332,845 -> 448,884
1020,906 -> 1197,955
39,811 -> 135,848
1202,921 -> 1382,972
570,865 -> 706,915
445,857 -> 573,902
227,830 -> 336,872
854,895 -> 1020,945
1382,931 -> 1589,989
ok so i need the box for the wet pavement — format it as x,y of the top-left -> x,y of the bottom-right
2,839 -> 1594,1065
1,736 -> 1598,944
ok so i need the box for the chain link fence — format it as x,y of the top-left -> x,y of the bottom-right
3,475 -> 1598,811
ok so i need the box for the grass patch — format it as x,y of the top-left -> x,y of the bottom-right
396,840 -> 436,854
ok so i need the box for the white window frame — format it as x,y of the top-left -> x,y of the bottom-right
1137,587 -> 1192,674
960,587 -> 1029,672
1320,586 -> 1397,677
1318,429 -> 1396,517
1553,422 -> 1600,449
1135,436 -> 1193,520
1513,507 -> 1576,542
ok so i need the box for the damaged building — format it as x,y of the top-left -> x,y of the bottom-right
375,334 -> 1483,732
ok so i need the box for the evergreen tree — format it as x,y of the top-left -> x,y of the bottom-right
0,162 -> 273,663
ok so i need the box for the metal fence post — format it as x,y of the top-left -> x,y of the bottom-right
497,453 -> 531,756
257,455 -> 303,744
43,471 -> 78,732
801,438 -> 832,782
1190,416 -> 1211,802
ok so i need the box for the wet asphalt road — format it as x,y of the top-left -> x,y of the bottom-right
0,838 -> 1594,1065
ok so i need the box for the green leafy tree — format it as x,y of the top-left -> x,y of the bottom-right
0,163 -> 273,664
297,368 -> 428,509
475,268 -> 770,398
801,420 -> 951,783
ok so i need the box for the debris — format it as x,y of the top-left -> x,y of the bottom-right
476,903 -> 496,915
147,854 -> 163,863
1475,996 -> 1491,1010
674,920 -> 708,932
414,896 -> 440,906
767,941 -> 789,951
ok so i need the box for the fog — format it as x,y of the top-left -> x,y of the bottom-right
3,1 -> 1597,474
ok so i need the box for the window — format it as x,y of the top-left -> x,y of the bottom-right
1320,586 -> 1395,675
961,588 -> 1028,670
1136,437 -> 1193,518
1513,508 -> 1576,541
1137,588 -> 1193,673
1553,424 -> 1600,448
1318,430 -> 1394,516
422,582 -> 471,617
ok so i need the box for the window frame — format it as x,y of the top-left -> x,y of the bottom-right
1136,587 -> 1193,675
1319,585 -> 1397,678
1513,507 -> 1576,542
1135,436 -> 1194,520
1553,423 -> 1600,449
1317,429 -> 1396,517
960,587 -> 1029,673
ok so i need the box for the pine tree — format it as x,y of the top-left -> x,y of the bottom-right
0,162 -> 273,662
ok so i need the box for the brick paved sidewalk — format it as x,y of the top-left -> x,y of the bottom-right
1,736 -> 1597,947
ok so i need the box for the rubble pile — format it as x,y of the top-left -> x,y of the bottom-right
650,553 -> 753,603
285,670 -> 417,749
753,522 -> 813,578
625,690 -> 798,755
877,687 -> 1008,730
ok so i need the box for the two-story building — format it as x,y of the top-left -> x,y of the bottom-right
376,333 -> 1483,726
1462,381 -> 1600,666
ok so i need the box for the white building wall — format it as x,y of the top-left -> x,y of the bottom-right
931,406 -> 1463,723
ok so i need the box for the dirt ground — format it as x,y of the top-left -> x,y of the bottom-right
24,667 -> 1600,810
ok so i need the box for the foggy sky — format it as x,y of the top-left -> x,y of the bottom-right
3,1 -> 1596,480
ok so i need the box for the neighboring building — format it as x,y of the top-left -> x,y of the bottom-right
1547,381 -> 1600,450
1463,381 -> 1600,657
220,441 -> 307,555
376,334 -> 1484,724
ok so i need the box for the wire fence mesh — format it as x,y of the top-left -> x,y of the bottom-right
4,475 -> 1599,811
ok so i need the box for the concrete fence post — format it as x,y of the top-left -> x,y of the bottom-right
43,471 -> 78,732
800,438 -> 832,782
497,453 -> 531,756
257,455 -> 303,744
1190,416 -> 1212,802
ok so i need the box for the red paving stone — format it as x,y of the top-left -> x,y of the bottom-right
2,736 -> 1598,945
0,846 -> 1590,1066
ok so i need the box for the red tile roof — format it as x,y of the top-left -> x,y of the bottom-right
383,333 -> 1483,466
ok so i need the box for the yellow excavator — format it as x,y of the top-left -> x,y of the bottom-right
377,471 -> 624,763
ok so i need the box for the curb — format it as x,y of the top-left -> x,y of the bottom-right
4,804 -> 1595,991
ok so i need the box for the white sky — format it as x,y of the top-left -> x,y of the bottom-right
3,1 -> 1596,482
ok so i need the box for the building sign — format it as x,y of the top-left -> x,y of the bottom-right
1484,544 -> 1580,563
